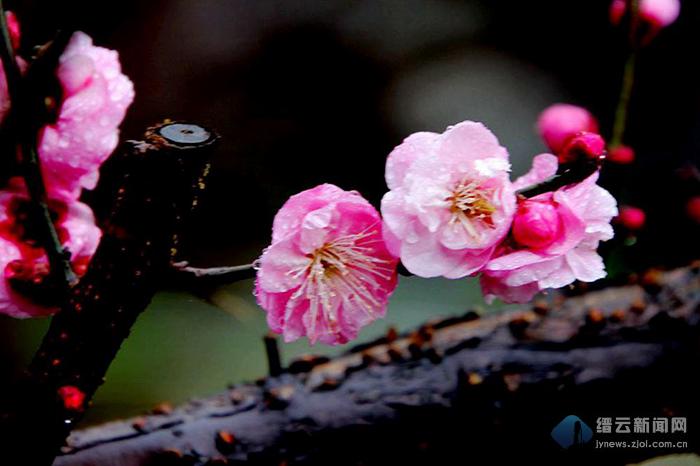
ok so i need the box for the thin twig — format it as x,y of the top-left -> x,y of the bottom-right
0,3 -> 21,91
0,6 -> 77,287
515,160 -> 600,199
610,53 -> 637,149
610,0 -> 640,148
171,261 -> 256,284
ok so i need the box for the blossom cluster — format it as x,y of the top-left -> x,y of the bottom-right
256,111 -> 618,345
254,0 -> 683,345
1,1 -> 678,344
382,120 -> 617,304
0,13 -> 133,317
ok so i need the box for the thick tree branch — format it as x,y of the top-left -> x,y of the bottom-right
54,265 -> 700,466
0,122 -> 218,466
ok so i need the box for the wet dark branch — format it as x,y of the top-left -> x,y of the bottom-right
516,159 -> 601,199
55,265 -> 700,466
0,122 -> 218,466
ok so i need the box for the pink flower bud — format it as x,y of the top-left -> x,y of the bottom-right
608,145 -> 635,164
558,132 -> 606,165
610,0 -> 627,24
610,0 -> 680,30
537,104 -> 599,154
617,206 -> 646,230
512,200 -> 561,249
686,196 -> 700,224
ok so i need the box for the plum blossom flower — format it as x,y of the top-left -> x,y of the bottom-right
38,31 -> 134,200
0,179 -> 101,318
255,184 -> 398,345
381,122 -> 516,278
480,154 -> 617,303
537,104 -> 599,155
610,0 -> 680,31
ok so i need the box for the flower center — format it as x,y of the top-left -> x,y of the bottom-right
447,179 -> 496,237
287,228 -> 393,341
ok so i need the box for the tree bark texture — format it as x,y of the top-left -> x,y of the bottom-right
0,122 -> 218,466
54,265 -> 700,466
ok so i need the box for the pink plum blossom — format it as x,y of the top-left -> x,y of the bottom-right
480,154 -> 617,304
0,179 -> 101,318
381,121 -> 516,279
610,0 -> 680,30
537,104 -> 599,155
255,184 -> 398,345
38,31 -> 134,201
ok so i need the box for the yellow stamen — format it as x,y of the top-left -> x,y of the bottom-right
447,179 -> 496,239
285,225 -> 393,342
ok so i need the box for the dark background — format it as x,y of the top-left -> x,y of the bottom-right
2,0 -> 699,424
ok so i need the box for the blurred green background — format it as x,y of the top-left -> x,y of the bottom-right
4,275 -> 494,425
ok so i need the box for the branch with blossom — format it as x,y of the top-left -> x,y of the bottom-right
0,7 -> 212,465
252,0 -> 682,346
0,0 -> 685,464
0,7 -> 133,316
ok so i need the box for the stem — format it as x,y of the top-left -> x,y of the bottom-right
609,0 -> 640,148
22,144 -> 78,287
610,52 -> 637,149
0,7 -> 77,288
0,2 -> 21,91
171,261 -> 256,286
516,160 -> 600,199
